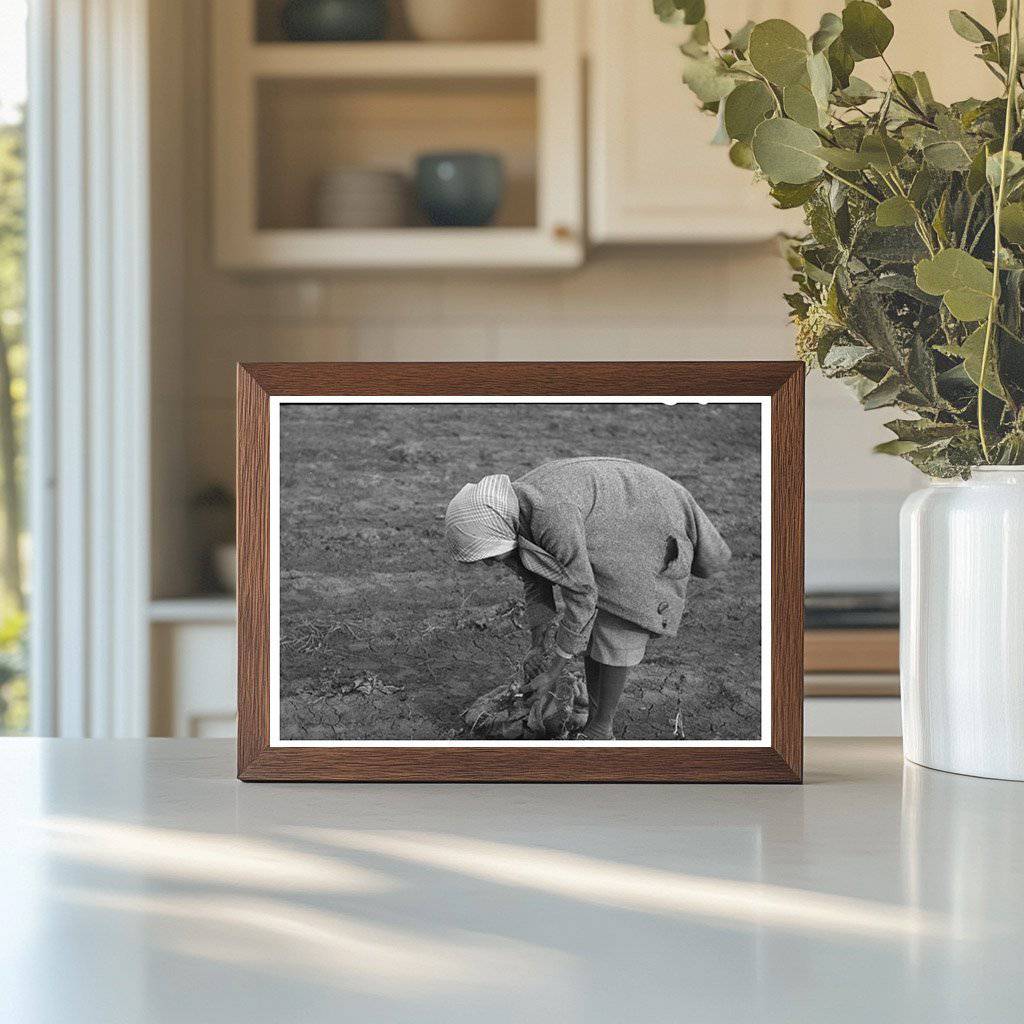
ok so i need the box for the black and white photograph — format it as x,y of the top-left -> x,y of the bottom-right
270,397 -> 770,745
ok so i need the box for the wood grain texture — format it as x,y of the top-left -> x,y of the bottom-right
236,361 -> 805,783
236,366 -> 270,777
770,366 -> 804,783
240,360 -> 800,396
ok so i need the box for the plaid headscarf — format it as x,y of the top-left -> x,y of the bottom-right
445,474 -> 520,562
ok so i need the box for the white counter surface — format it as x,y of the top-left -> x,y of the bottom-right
1,738 -> 1021,1023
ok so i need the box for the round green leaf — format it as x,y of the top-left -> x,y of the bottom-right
682,0 -> 705,25
909,165 -> 937,204
729,140 -> 758,170
654,0 -> 705,25
814,145 -> 871,170
752,117 -> 827,184
723,81 -> 775,143
681,0 -> 705,25
875,196 -> 918,228
967,143 -> 993,194
807,51 -> 833,109
948,10 -> 993,44
958,325 -> 1006,398
748,19 -> 810,86
912,71 -> 935,103
874,439 -> 922,456
914,249 -> 994,321
770,179 -> 820,209
923,141 -> 973,171
986,150 -> 1024,190
842,1 -> 894,59
783,83 -> 821,129
836,76 -> 877,105
1000,202 -> 1024,242
724,20 -> 755,53
811,12 -> 843,54
892,72 -> 919,102
860,133 -> 905,172
828,35 -> 855,88
681,55 -> 736,103
653,0 -> 677,23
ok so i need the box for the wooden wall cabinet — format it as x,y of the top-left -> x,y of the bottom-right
212,0 -> 583,268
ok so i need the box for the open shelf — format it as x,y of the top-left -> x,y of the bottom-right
249,42 -> 544,77
149,597 -> 237,624
257,76 -> 537,232
254,0 -> 538,45
221,227 -> 578,269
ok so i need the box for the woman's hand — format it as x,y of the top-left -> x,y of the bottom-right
523,644 -> 547,682
524,666 -> 562,698
524,652 -> 571,697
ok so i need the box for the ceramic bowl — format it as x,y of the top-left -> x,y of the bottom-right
403,0 -> 534,42
280,0 -> 388,42
314,168 -> 409,228
414,152 -> 504,227
213,543 -> 237,594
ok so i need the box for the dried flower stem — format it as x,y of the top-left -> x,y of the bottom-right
979,0 -> 1021,463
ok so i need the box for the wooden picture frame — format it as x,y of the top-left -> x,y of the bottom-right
237,362 -> 804,782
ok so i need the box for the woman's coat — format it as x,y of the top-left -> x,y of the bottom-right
512,458 -> 732,656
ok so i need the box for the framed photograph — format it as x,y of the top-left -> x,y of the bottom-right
237,362 -> 804,782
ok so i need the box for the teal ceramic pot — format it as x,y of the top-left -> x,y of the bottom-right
280,0 -> 387,42
415,152 -> 505,227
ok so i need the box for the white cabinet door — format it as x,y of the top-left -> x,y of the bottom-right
587,1 -> 999,244
588,1 -> 814,243
151,619 -> 237,738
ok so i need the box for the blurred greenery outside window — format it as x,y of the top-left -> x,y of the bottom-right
0,1 -> 28,734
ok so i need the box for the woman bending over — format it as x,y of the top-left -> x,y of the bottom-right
445,457 -> 732,740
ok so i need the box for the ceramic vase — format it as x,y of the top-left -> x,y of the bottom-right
900,467 -> 1024,781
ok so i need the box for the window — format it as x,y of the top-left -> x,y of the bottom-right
0,0 -> 28,734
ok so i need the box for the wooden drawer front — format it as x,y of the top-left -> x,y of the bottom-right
805,629 -> 899,675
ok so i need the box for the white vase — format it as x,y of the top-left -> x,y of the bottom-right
900,467 -> 1024,781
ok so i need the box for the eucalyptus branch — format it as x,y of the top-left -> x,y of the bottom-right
821,167 -> 880,203
979,0 -> 1021,462
968,212 -> 994,253
963,190 -> 980,249
981,59 -> 1009,87
882,171 -> 909,198
880,54 -> 930,120
915,223 -> 938,257
665,2 -> 1024,473
750,68 -> 783,116
899,115 -> 941,130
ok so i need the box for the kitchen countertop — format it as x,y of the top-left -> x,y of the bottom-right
2,738 -> 1022,1023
